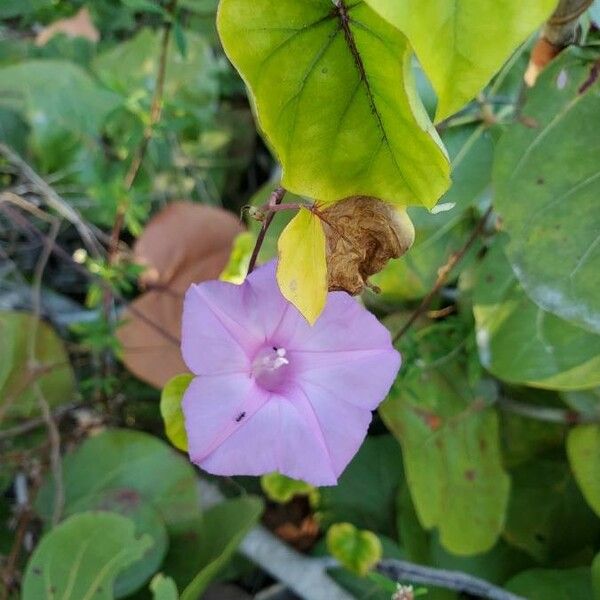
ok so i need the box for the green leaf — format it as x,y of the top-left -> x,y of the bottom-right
503,458 -> 600,562
319,435 -> 403,537
567,424 -> 600,517
472,239 -> 600,390
150,574 -> 179,600
364,0 -> 556,120
276,207 -> 327,324
161,374 -> 193,451
380,343 -> 510,555
22,512 -> 152,600
562,388 -> 600,421
88,490 -> 168,598
0,311 -> 75,430
219,231 -> 255,284
36,429 -> 200,531
494,49 -> 600,334
326,523 -> 382,577
0,61 -> 120,168
173,20 -> 189,58
217,0 -> 449,207
505,567 -> 594,600
122,0 -> 168,15
93,28 -> 218,106
178,497 -> 264,600
0,0 -> 52,18
261,473 -> 319,506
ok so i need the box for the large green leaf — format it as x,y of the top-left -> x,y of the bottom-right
0,311 -> 75,430
494,49 -> 600,334
502,458 -> 600,562
505,567 -> 594,600
176,497 -> 264,600
567,424 -> 600,517
380,346 -> 510,555
36,429 -> 200,530
364,0 -> 556,120
22,512 -> 151,600
0,61 -> 119,164
473,240 -> 600,390
318,435 -> 403,537
217,0 -> 449,208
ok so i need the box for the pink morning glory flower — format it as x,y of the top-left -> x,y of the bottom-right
181,261 -> 400,486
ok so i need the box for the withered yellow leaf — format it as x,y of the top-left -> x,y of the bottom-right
277,207 -> 327,325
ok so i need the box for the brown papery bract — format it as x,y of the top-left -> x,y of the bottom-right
320,196 -> 414,295
117,201 -> 244,388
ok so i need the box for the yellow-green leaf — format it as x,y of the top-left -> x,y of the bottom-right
219,231 -> 255,284
365,0 -> 556,121
277,208 -> 327,325
160,374 -> 193,452
326,523 -> 382,577
217,0 -> 449,208
261,473 -> 320,507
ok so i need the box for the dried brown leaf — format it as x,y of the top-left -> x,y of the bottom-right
320,196 -> 414,295
117,202 -> 245,388
35,8 -> 100,47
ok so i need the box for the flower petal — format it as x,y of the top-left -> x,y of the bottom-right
199,390 -> 338,486
276,289 -> 395,352
244,260 -> 291,341
183,373 -> 268,463
181,281 -> 258,375
296,383 -> 373,477
294,347 -> 400,411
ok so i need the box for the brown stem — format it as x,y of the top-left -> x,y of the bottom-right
108,0 -> 179,261
393,207 -> 492,343
247,186 -> 286,274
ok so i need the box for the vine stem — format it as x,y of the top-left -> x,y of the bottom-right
393,206 -> 493,343
247,186 -> 286,274
377,559 -> 524,600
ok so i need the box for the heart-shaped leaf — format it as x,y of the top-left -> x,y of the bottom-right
217,0 -> 449,207
326,522 -> 382,576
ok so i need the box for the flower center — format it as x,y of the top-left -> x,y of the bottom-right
252,346 -> 290,392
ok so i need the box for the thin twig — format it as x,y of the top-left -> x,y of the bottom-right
0,403 -> 79,442
28,214 -> 65,527
0,204 -> 180,345
108,0 -> 179,259
377,559 -> 524,600
0,142 -> 104,256
498,396 -> 598,425
247,186 -> 286,274
393,207 -> 492,343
